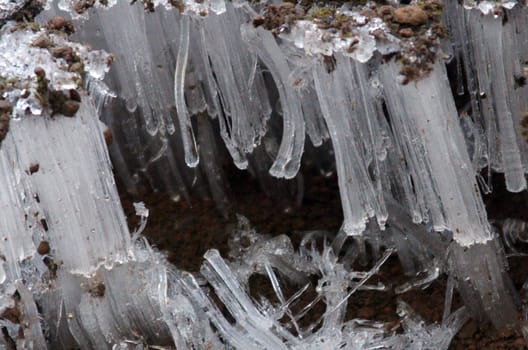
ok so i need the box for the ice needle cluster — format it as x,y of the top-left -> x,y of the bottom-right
0,0 -> 527,348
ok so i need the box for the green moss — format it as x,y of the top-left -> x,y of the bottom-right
332,13 -> 349,27
307,7 -> 336,20
417,0 -> 444,20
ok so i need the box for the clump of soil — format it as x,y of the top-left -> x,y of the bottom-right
392,5 -> 428,26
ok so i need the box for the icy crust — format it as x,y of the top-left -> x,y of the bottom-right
57,0 -> 226,19
0,20 -> 111,120
280,13 -> 399,63
57,0 -> 117,20
463,0 -> 519,14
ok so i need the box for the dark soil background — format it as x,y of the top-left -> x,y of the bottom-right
119,169 -> 528,349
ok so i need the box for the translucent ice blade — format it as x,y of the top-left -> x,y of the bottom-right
174,15 -> 199,167
241,25 -> 306,179
381,61 -> 491,245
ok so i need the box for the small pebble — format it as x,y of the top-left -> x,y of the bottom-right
393,6 -> 428,26
37,241 -> 50,255
31,35 -> 51,49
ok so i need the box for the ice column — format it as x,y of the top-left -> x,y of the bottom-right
69,2 -> 196,200
0,95 -> 177,347
381,61 -> 519,328
444,3 -> 528,192
313,55 -> 387,235
197,4 -> 272,169
241,24 -> 305,179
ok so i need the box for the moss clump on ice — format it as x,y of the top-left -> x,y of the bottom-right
0,76 -> 16,145
34,67 -> 81,117
255,2 -> 300,35
72,0 -> 112,15
0,99 -> 12,145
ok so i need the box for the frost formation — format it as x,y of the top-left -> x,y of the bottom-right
0,0 -> 527,348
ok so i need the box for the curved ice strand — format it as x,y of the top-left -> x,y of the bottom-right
241,25 -> 305,179
174,15 -> 199,167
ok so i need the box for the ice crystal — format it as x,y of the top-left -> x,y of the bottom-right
0,0 -> 527,348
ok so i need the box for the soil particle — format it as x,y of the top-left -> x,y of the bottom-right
69,62 -> 84,75
392,6 -> 428,26
0,100 -> 11,144
61,100 -> 80,117
1,304 -> 20,324
69,89 -> 81,102
377,5 -> 393,18
37,240 -> 50,255
31,35 -> 51,49
47,16 -> 66,30
168,0 -> 185,13
0,111 -> 9,142
103,128 -> 113,145
50,47 -> 75,61
253,15 -> 265,27
27,163 -> 40,175
88,282 -> 106,298
260,2 -> 299,34
398,27 -> 413,38
43,256 -> 58,278
34,67 -> 45,80
46,16 -> 75,34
